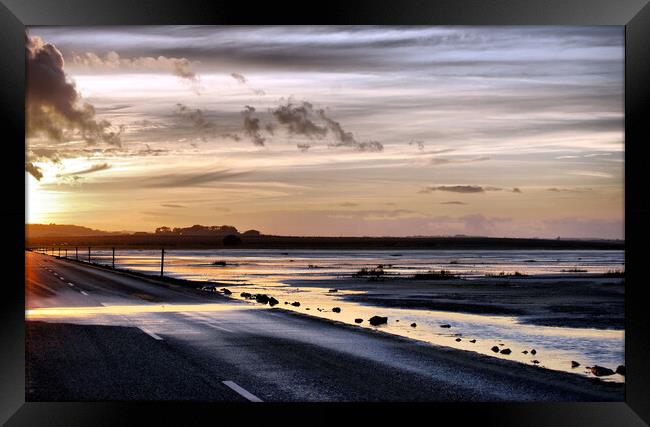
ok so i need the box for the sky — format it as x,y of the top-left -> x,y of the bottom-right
25,26 -> 624,238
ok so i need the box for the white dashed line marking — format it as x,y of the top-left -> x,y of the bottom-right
139,327 -> 163,340
222,381 -> 263,402
67,282 -> 74,287
80,291 -> 89,296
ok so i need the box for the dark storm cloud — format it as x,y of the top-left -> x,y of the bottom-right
26,35 -> 122,146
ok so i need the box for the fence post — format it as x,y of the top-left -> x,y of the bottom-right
160,248 -> 165,277
58,247 -> 61,257
88,247 -> 91,263
112,247 -> 115,269
65,248 -> 68,258
76,247 -> 78,260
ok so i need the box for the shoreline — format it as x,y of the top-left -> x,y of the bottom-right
35,251 -> 625,390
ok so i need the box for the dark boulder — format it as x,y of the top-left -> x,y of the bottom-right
369,316 -> 388,326
354,318 -> 363,323
522,350 -> 528,354
240,292 -> 251,298
491,346 -> 500,353
291,301 -> 301,307
530,349 -> 537,355
410,323 -> 417,328
532,360 -> 540,364
500,348 -> 512,355
212,261 -> 227,266
590,365 -> 615,377
616,365 -> 626,376
255,294 -> 270,304
469,339 -> 476,343
455,338 -> 462,342
220,288 -> 232,295
328,289 -> 338,293
571,361 -> 580,368
268,297 -> 279,307
440,324 -> 451,328
332,307 -> 341,313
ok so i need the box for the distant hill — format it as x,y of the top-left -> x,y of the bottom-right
26,224 -> 119,238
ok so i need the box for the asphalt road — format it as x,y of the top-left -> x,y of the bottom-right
25,251 -> 623,402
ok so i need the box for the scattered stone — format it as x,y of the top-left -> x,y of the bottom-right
440,324 -> 451,328
354,318 -> 363,324
212,261 -> 227,266
284,301 -> 289,305
491,346 -> 500,353
369,316 -> 388,326
469,339 -> 476,343
456,338 -> 462,342
532,360 -> 540,364
268,297 -> 279,307
305,308 -> 310,310
220,288 -> 232,295
291,301 -> 301,307
395,319 -> 399,322
332,307 -> 341,313
498,343 -> 505,346
571,361 -> 580,368
590,365 -> 615,377
328,289 -> 338,293
616,365 -> 626,376
240,292 -> 251,298
255,294 -> 270,304
500,348 -> 512,355
530,349 -> 537,355
410,323 -> 417,328
522,350 -> 528,354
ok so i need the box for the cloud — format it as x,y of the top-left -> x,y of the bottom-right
568,170 -> 614,178
420,185 -> 501,194
174,103 -> 215,140
26,162 -> 43,180
241,106 -> 266,146
26,35 -> 123,146
161,203 -> 185,208
72,51 -> 200,91
140,169 -> 246,188
58,162 -> 111,176
547,187 -> 592,193
231,72 -> 265,95
440,201 -> 467,205
270,101 -> 383,152
429,156 -> 490,165
271,101 -> 328,138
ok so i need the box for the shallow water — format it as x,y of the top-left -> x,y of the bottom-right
82,248 -> 625,382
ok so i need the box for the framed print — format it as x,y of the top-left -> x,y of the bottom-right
2,0 -> 650,425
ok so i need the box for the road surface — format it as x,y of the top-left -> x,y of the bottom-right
25,251 -> 623,401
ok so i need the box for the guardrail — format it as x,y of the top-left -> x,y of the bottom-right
28,246 -> 166,277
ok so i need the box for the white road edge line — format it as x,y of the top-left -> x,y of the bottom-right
139,327 -> 163,341
67,282 -> 74,287
80,291 -> 89,296
222,381 -> 263,402
202,322 -> 234,333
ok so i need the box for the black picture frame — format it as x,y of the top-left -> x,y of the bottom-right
2,0 -> 649,425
